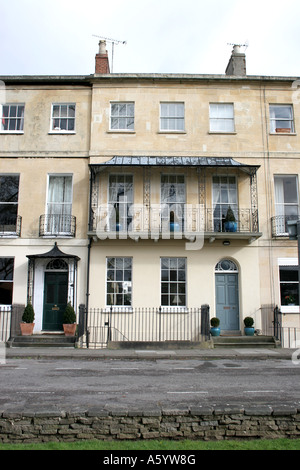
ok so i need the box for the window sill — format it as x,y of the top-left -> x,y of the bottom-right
158,130 -> 187,134
104,307 -> 133,313
0,131 -> 24,135
270,132 -> 297,136
281,305 -> 299,314
107,130 -> 136,134
0,234 -> 20,238
48,131 -> 76,135
208,131 -> 237,135
160,307 -> 188,313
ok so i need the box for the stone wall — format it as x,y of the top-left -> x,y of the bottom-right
1,405 -> 300,443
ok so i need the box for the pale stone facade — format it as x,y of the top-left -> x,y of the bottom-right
0,46 -> 299,343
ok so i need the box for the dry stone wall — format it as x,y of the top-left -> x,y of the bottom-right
1,405 -> 300,443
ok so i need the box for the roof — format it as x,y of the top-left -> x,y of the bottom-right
26,242 -> 80,260
0,73 -> 298,86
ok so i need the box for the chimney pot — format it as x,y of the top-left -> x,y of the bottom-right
99,40 -> 107,55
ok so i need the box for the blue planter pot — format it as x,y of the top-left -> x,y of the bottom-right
170,222 -> 180,232
210,327 -> 221,337
244,327 -> 255,336
225,221 -> 237,232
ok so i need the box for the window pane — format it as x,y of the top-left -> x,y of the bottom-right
106,257 -> 132,306
0,258 -> 14,280
270,105 -> 294,132
160,258 -> 186,306
210,104 -> 234,132
0,282 -> 13,304
0,175 -> 19,203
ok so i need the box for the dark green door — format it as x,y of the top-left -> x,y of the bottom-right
43,272 -> 68,331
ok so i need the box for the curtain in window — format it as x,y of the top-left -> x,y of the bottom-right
161,176 -> 185,226
47,176 -> 72,215
212,176 -> 237,232
108,175 -> 133,230
47,176 -> 72,233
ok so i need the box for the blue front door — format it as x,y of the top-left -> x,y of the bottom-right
215,273 -> 239,331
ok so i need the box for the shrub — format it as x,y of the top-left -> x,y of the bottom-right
244,316 -> 254,328
210,317 -> 220,328
225,206 -> 236,222
22,303 -> 35,323
63,303 -> 76,324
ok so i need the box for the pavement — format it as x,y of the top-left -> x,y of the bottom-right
4,345 -> 299,361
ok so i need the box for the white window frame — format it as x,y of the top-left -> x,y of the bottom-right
44,174 -> 73,236
0,257 -> 14,305
278,258 -> 299,313
110,102 -> 135,131
160,102 -> 185,132
50,103 -> 76,133
108,174 -> 134,231
106,257 -> 132,307
274,175 -> 299,236
0,174 -> 20,236
0,104 -> 25,133
269,104 -> 295,134
209,103 -> 235,133
160,257 -> 187,308
160,174 -> 185,230
212,175 -> 238,232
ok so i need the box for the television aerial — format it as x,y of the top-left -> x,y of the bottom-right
92,35 -> 127,73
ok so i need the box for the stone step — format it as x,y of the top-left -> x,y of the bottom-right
212,335 -> 280,348
9,334 -> 76,348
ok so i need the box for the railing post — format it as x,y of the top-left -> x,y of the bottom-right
273,305 -> 282,342
78,304 -> 88,348
201,304 -> 210,340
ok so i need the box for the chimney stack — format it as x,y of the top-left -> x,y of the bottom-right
95,40 -> 110,74
225,45 -> 246,76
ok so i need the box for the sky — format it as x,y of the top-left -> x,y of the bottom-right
0,0 -> 299,77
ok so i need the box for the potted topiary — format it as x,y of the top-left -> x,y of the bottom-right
244,316 -> 255,336
224,206 -> 237,232
63,303 -> 77,336
210,317 -> 221,336
20,303 -> 35,336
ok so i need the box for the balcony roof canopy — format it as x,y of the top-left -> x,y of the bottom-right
90,156 -> 259,175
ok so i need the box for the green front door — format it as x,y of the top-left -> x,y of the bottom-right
43,272 -> 68,331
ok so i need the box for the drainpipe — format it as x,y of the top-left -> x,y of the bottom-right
85,237 -> 92,348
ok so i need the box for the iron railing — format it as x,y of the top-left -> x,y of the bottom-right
0,215 -> 22,237
0,306 -> 12,342
39,214 -> 76,237
91,206 -> 258,238
78,305 -> 210,349
281,327 -> 300,349
206,208 -> 255,233
271,215 -> 299,237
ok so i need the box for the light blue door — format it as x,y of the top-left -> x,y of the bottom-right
215,273 -> 239,331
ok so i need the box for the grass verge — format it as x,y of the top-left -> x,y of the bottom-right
0,438 -> 299,450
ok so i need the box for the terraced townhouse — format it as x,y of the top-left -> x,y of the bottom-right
0,43 -> 299,348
